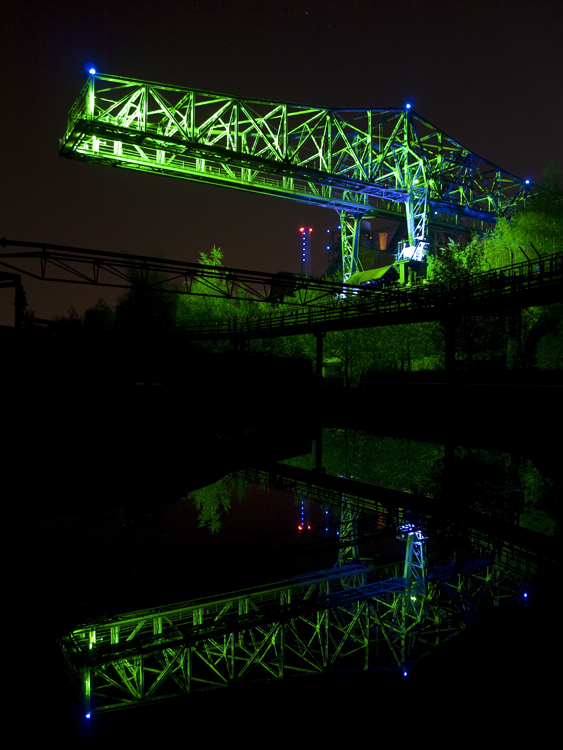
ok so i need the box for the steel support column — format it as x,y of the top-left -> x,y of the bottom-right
340,213 -> 362,282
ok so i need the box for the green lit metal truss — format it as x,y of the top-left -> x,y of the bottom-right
59,549 -> 520,715
58,464 -> 540,715
60,74 -> 532,280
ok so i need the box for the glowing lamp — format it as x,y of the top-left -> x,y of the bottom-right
86,713 -> 91,719
406,103 -> 411,109
89,68 -> 96,75
525,179 -> 530,184
299,227 -> 304,232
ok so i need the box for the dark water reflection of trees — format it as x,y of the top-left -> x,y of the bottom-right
191,428 -> 560,542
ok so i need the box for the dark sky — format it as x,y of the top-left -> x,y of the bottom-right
2,0 -> 562,325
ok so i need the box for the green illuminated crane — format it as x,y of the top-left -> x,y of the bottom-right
60,73 -> 531,279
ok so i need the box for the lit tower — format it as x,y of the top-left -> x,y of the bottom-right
299,227 -> 312,276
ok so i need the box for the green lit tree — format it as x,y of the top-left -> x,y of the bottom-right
426,236 -> 484,283
480,162 -> 563,268
187,473 -> 249,534
177,247 -> 235,324
176,246 -> 238,352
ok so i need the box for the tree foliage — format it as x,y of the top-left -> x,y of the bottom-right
176,247 -> 236,327
114,255 -> 179,335
187,473 -> 249,534
51,298 -> 115,332
426,236 -> 484,283
422,163 -> 563,370
83,298 -> 115,332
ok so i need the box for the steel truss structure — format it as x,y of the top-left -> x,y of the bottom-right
243,464 -> 559,578
178,251 -> 563,340
59,464 -> 541,714
59,549 -> 521,715
0,237 -> 370,307
2,239 -> 561,336
60,73 -> 531,279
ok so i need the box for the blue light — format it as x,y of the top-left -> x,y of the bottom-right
525,179 -> 530,184
89,68 -> 96,75
86,713 -> 91,719
403,670 -> 408,677
406,103 -> 411,109
524,592 -> 528,598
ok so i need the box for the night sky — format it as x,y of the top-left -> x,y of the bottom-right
2,0 -> 562,325
2,5 -> 561,738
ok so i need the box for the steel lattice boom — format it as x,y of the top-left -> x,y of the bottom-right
60,73 -> 531,279
58,461 -> 544,716
59,556 -> 519,715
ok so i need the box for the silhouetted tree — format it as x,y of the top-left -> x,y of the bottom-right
83,297 -> 115,333
114,258 -> 179,335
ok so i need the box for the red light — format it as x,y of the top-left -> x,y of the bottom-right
298,525 -> 303,530
299,227 -> 304,233
309,228 -> 312,233
307,525 -> 311,530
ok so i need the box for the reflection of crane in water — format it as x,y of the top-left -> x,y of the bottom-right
59,460 -> 540,717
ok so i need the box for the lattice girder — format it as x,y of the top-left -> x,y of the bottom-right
59,555 -> 524,714
61,74 -> 531,229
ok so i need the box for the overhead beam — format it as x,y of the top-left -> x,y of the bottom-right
60,74 -> 532,249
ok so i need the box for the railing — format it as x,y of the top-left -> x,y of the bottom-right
177,251 -> 563,339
